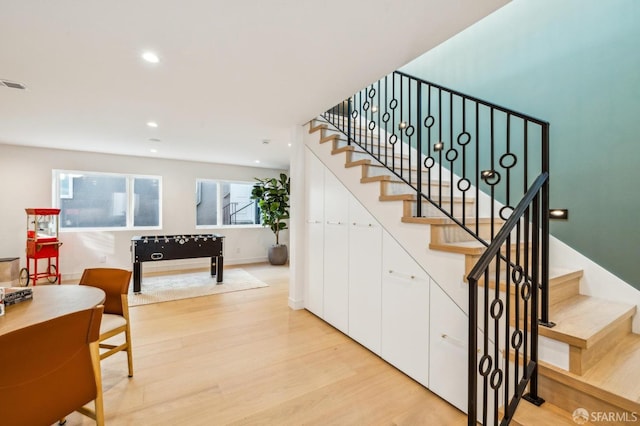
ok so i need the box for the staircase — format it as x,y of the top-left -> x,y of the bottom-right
307,115 -> 640,425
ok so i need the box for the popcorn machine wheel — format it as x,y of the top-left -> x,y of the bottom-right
19,208 -> 63,286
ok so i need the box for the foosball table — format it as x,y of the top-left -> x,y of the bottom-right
130,234 -> 224,293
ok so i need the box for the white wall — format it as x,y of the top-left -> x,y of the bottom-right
0,143 -> 288,281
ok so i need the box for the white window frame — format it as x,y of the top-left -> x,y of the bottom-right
195,179 -> 262,229
52,169 -> 162,231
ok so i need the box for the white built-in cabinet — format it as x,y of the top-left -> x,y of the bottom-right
381,231 -> 430,387
429,282 -> 468,412
304,150 -> 325,318
322,171 -> 350,333
348,197 -> 382,354
304,147 -> 472,401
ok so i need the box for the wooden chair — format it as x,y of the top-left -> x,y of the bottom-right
79,268 -> 134,377
0,306 -> 105,425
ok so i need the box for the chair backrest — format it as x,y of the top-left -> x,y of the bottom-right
80,268 -> 132,315
0,305 -> 103,425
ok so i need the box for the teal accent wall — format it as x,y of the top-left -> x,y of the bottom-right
401,0 -> 640,288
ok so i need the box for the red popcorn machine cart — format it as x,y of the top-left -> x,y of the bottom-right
19,208 -> 63,286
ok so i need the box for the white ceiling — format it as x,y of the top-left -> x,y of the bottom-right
0,0 -> 508,170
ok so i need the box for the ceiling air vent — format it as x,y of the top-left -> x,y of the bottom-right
0,79 -> 27,90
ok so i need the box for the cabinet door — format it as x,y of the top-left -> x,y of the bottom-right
429,282 -> 468,412
348,197 -> 382,354
304,150 -> 324,317
381,231 -> 429,387
322,171 -> 349,333
429,283 -> 501,422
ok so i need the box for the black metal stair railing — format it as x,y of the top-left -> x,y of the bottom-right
322,70 -> 551,425
467,172 -> 548,425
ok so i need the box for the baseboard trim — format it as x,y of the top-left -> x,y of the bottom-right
288,296 -> 305,310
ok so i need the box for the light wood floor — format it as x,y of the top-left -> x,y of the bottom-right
64,263 -> 466,425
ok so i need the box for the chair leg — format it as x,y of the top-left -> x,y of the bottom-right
90,341 -> 105,426
126,328 -> 134,377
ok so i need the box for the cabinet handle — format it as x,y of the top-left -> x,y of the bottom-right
388,270 -> 415,280
352,222 -> 374,227
442,334 -> 482,353
326,221 -> 343,225
441,333 -> 465,348
306,220 -> 322,224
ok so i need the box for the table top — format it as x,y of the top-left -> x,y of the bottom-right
0,285 -> 106,336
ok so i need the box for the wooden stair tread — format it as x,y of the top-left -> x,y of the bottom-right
578,333 -> 640,405
379,193 -> 415,201
363,177 -> 451,191
541,295 -> 636,348
332,145 -> 375,154
361,175 -> 392,183
309,122 -> 328,134
320,134 -> 342,144
345,159 -> 371,168
381,194 -> 471,203
548,268 -> 584,286
401,216 -> 498,225
512,400 -> 594,425
364,162 -> 429,173
372,176 -> 450,186
429,240 -> 489,255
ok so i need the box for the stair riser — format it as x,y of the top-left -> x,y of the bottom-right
325,130 -> 384,147
466,264 -> 579,315
381,180 -> 448,197
569,317 -> 632,375
431,221 -> 501,245
362,164 -> 430,182
404,199 -> 475,218
474,292 -> 580,329
347,149 -> 417,166
550,278 -> 580,306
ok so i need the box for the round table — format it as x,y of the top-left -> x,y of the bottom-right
0,285 -> 106,336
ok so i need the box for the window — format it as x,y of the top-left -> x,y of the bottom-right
53,170 -> 161,230
196,180 -> 260,227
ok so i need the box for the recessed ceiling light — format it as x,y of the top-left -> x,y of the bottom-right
147,121 -> 158,128
262,139 -> 270,145
150,148 -> 158,153
142,51 -> 159,64
288,143 -> 292,147
254,160 -> 260,164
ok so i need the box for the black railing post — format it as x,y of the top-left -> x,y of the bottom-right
468,276 -> 478,425
347,97 -> 352,146
416,82 -> 423,217
523,192 -> 545,407
540,123 -> 555,327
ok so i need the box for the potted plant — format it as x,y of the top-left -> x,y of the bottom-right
250,173 -> 290,265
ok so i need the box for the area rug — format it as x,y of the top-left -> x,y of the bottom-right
128,268 -> 268,307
